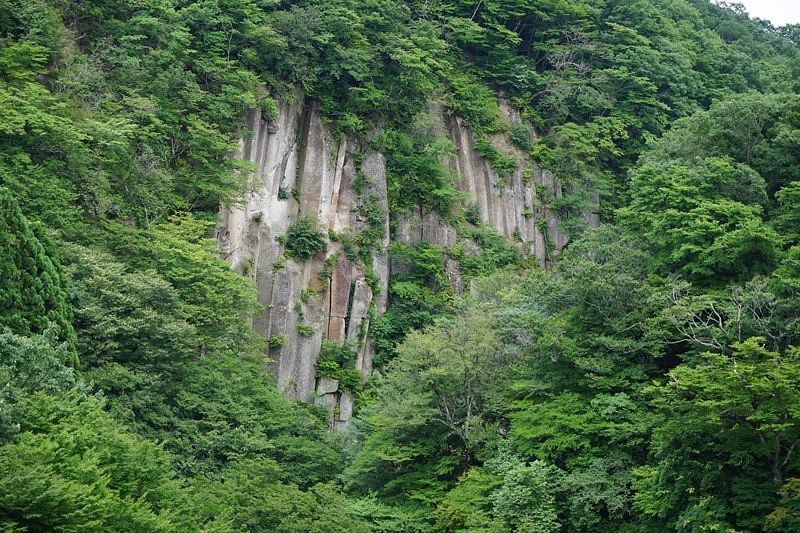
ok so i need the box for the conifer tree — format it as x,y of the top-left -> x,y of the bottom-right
0,187 -> 75,358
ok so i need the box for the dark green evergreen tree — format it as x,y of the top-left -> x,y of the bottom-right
0,187 -> 75,357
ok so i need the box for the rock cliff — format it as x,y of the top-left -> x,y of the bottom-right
219,91 -> 574,427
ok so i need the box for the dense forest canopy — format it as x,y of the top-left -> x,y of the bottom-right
1,0 -> 800,531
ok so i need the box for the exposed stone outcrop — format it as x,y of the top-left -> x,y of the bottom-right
220,90 -> 579,426
220,90 -> 388,408
392,103 -> 574,295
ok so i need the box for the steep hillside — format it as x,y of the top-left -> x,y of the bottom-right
1,0 -> 800,531
219,92 -> 570,421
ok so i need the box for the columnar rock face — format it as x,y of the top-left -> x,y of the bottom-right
219,91 -> 578,426
394,103 -> 569,273
220,90 -> 388,412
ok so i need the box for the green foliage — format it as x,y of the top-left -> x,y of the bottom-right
315,340 -> 361,392
61,239 -> 342,487
475,136 -> 518,177
487,450 -> 561,532
766,478 -> 800,532
618,157 -> 779,285
352,170 -> 371,195
318,253 -> 338,284
3,0 -> 800,530
642,92 -> 800,199
0,1 -> 257,225
0,330 -> 78,444
774,181 -> 800,247
370,242 -> 451,365
65,243 -> 197,434
297,323 -> 314,337
68,244 -> 196,371
458,224 -> 522,278
376,125 -> 462,216
349,494 -> 434,532
346,309 -> 504,509
0,392 -> 190,532
509,121 -> 532,151
168,352 -> 344,486
446,72 -> 503,134
356,229 -> 668,527
191,459 -> 368,532
560,454 -> 636,531
354,195 -> 386,258
102,215 -> 261,355
0,188 -> 75,353
349,218 -> 800,529
435,467 -> 504,532
446,0 -> 798,224
463,202 -> 481,226
268,335 -> 285,348
284,217 -> 326,260
374,228 -> 518,368
635,339 -> 800,530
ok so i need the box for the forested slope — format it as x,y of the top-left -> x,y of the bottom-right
1,0 -> 800,531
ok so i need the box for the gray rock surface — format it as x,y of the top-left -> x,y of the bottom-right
220,90 -> 573,424
338,392 -> 355,422
316,377 -> 340,395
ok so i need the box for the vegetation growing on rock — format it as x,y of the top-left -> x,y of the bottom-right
2,0 -> 800,530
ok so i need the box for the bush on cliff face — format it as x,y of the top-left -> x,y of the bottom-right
284,217 -> 327,260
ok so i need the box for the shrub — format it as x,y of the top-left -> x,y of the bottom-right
284,217 -> 326,260
463,203 -> 481,225
315,340 -> 361,391
460,225 -> 522,277
268,335 -> 285,348
509,121 -> 532,151
476,137 -> 517,177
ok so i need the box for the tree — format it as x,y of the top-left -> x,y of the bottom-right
346,308 -> 504,514
191,458 -> 369,532
493,230 -> 665,530
654,275 -> 799,357
766,478 -> 800,532
487,450 -> 560,532
101,215 -> 261,356
435,467 -> 504,532
65,244 -> 197,434
774,181 -> 800,247
0,392 -> 191,532
0,330 -> 77,444
67,244 -> 197,371
639,92 -> 800,199
618,157 -> 778,284
0,187 -> 75,353
635,338 -> 800,530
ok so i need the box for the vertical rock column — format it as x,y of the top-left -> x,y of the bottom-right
313,150 -> 389,429
220,95 -> 389,421
221,91 -> 576,429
